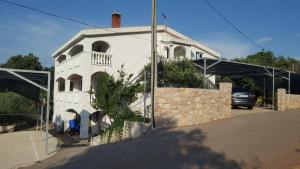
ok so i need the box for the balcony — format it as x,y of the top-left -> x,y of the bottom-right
91,51 -> 112,66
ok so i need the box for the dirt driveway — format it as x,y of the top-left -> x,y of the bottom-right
23,109 -> 300,169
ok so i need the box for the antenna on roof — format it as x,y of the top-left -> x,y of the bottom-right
161,12 -> 168,28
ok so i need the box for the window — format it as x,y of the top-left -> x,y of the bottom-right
57,55 -> 66,63
70,81 -> 74,91
163,46 -> 170,59
196,52 -> 203,59
166,48 -> 170,59
78,80 -> 82,91
69,45 -> 83,57
92,41 -> 110,53
174,46 -> 186,60
68,74 -> 83,91
91,72 -> 109,91
56,77 -> 65,92
58,81 -> 65,91
70,80 -> 82,91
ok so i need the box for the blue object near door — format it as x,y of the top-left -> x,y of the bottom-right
69,120 -> 80,131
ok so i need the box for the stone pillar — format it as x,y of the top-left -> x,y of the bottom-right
277,88 -> 286,111
219,83 -> 232,118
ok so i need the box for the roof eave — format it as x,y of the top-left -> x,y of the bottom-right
52,25 -> 220,59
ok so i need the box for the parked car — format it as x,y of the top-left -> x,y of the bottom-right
232,87 -> 256,109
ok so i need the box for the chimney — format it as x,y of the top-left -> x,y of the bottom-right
112,12 -> 121,28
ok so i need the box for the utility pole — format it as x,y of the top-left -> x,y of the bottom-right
263,78 -> 266,107
293,64 -> 295,72
143,69 -> 147,118
272,68 -> 275,110
150,0 -> 157,129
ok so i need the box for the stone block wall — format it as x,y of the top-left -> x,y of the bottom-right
91,130 -> 123,146
91,121 -> 151,146
122,121 -> 151,139
278,88 -> 300,111
155,83 -> 232,128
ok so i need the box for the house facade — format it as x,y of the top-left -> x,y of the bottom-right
52,13 -> 220,132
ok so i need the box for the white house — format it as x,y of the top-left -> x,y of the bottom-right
52,13 -> 220,134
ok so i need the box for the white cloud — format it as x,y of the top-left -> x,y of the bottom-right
200,33 -> 255,59
256,37 -> 273,44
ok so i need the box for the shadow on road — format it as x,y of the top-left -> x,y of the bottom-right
48,119 -> 244,169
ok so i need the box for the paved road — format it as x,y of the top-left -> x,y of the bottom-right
22,109 -> 300,169
231,107 -> 273,117
0,131 -> 57,169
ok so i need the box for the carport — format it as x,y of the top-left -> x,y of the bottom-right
193,58 -> 300,110
0,68 -> 51,153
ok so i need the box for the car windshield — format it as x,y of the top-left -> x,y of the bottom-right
232,87 -> 248,93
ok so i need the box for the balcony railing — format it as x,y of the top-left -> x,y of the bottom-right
91,51 -> 112,66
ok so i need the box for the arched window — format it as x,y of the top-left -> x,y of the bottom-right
174,46 -> 186,60
90,72 -> 109,90
57,55 -> 66,63
56,77 -> 65,92
92,41 -> 110,53
68,74 -> 83,91
69,45 -> 83,57
163,46 -> 170,59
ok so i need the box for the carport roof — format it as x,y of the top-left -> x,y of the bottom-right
193,58 -> 295,79
0,68 -> 50,101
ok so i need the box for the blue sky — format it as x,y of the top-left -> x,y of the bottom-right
0,0 -> 300,66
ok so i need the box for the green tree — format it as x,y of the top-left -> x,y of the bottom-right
1,53 -> 43,70
0,92 -> 36,114
0,53 -> 46,126
92,65 -> 144,132
141,58 -> 204,91
226,51 -> 300,99
0,92 -> 36,125
232,51 -> 300,72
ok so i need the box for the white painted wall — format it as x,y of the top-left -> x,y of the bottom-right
52,28 -> 219,131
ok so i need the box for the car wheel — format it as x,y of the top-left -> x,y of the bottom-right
247,106 -> 253,110
232,106 -> 238,109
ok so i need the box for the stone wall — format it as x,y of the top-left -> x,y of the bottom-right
122,121 -> 151,139
155,83 -> 232,128
91,130 -> 123,146
91,121 -> 151,146
278,88 -> 300,111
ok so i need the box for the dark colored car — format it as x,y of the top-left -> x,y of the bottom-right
232,87 -> 256,109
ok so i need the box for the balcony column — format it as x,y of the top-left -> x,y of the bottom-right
82,76 -> 91,92
186,47 -> 192,59
169,46 -> 174,60
66,79 -> 71,91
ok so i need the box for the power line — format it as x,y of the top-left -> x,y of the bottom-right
0,0 -> 151,99
0,0 -> 265,50
0,0 -> 150,41
203,0 -> 264,51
